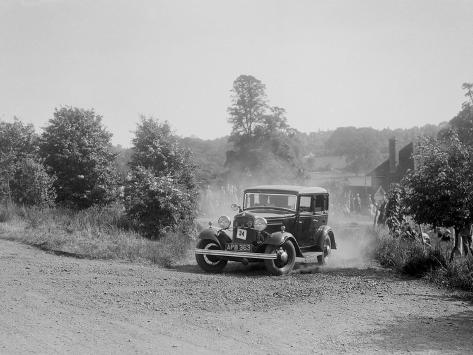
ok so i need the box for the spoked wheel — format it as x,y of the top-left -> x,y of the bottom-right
317,235 -> 331,265
264,240 -> 296,276
196,239 -> 228,273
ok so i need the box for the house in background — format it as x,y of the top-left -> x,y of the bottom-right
368,138 -> 414,194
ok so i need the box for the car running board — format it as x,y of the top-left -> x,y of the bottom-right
296,251 -> 323,263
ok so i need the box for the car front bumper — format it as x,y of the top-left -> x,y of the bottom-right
194,249 -> 277,260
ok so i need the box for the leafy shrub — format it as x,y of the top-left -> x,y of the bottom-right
10,158 -> 56,207
125,118 -> 198,238
375,227 -> 473,291
124,167 -> 196,238
435,258 -> 473,291
375,229 -> 446,276
402,248 -> 446,276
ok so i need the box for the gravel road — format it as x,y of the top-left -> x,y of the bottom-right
1,232 -> 473,354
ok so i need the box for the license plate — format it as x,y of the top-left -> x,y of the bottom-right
236,228 -> 247,240
226,243 -> 251,252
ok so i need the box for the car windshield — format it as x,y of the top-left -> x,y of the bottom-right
244,192 -> 297,211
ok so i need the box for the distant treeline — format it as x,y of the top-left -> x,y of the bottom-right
177,123 -> 442,184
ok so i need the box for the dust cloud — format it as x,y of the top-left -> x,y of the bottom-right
328,220 -> 377,269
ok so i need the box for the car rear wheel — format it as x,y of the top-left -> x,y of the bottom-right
196,239 -> 228,273
264,240 -> 296,276
317,235 -> 331,265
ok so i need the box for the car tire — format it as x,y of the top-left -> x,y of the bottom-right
195,239 -> 228,273
317,235 -> 331,265
264,240 -> 296,276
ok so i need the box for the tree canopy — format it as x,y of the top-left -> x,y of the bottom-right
227,75 -> 267,137
224,74 -> 304,184
402,131 -> 473,231
0,118 -> 38,161
39,107 -> 118,209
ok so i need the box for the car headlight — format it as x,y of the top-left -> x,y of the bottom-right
254,217 -> 267,231
218,215 -> 231,229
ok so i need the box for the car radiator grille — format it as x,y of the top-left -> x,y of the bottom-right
233,215 -> 254,229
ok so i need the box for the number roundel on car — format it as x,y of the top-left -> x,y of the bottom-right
236,228 -> 247,240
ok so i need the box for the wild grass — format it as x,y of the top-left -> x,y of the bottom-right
0,203 -> 193,267
375,227 -> 473,292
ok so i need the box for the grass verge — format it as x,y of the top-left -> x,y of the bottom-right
0,203 -> 193,267
375,227 -> 473,292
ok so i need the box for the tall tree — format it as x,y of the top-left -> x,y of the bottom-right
227,75 -> 267,138
224,75 -> 305,184
40,107 -> 118,209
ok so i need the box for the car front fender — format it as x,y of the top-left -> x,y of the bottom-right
197,228 -> 232,248
265,231 -> 303,257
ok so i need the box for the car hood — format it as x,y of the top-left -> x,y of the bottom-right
237,209 -> 295,222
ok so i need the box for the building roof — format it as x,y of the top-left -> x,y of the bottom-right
367,142 -> 414,177
367,160 -> 389,177
244,185 -> 328,195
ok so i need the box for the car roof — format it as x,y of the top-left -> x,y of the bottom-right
244,185 -> 328,195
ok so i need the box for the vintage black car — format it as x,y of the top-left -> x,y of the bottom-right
195,185 -> 336,275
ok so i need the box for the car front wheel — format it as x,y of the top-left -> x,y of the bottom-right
264,240 -> 296,276
196,239 -> 228,273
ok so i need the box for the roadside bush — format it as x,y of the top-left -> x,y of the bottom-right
125,118 -> 198,239
10,158 -> 56,207
124,167 -> 196,238
431,258 -> 473,291
375,228 -> 446,276
375,227 -> 473,291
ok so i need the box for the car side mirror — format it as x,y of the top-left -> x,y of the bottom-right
231,203 -> 241,212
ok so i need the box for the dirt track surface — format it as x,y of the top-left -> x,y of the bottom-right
1,238 -> 473,354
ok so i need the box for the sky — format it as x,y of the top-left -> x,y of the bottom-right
1,0 -> 472,146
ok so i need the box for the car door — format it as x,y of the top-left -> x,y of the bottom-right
296,195 -> 316,246
313,193 -> 329,231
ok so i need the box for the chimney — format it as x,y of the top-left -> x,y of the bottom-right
389,138 -> 398,174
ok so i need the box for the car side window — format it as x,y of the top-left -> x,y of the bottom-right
299,196 -> 312,212
314,194 -> 326,212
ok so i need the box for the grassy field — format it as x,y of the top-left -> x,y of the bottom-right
0,203 -> 192,267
